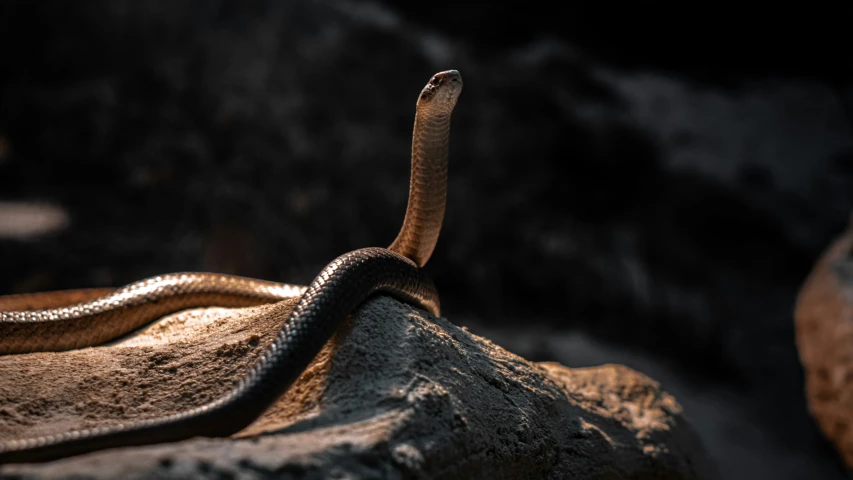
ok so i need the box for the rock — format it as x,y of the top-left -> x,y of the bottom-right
0,297 -> 716,479
796,216 -> 853,471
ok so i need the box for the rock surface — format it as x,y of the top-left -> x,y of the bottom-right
0,297 -> 715,479
796,217 -> 853,471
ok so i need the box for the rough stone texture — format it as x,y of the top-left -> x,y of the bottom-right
0,302 -> 296,443
796,216 -> 853,472
0,297 -> 716,479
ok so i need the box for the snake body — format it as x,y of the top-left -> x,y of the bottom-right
0,69 -> 462,464
0,276 -> 307,355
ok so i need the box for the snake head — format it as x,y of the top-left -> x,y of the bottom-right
418,70 -> 462,112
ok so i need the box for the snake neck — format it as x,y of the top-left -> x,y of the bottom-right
388,109 -> 451,268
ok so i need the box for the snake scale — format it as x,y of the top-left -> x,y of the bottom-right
0,69 -> 462,464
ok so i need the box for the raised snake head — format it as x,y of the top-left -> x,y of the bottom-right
417,70 -> 463,114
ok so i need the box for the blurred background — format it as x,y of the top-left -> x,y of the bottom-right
1,2 -> 851,477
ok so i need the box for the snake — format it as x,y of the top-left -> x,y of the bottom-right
0,69 -> 462,464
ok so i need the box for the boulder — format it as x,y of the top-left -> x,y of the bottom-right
0,296 -> 716,479
796,217 -> 853,471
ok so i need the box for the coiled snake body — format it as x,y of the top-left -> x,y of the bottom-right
0,70 -> 462,464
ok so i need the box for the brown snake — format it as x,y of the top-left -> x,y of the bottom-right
0,70 -> 462,463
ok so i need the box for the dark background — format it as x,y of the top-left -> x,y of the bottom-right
1,2 -> 852,477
